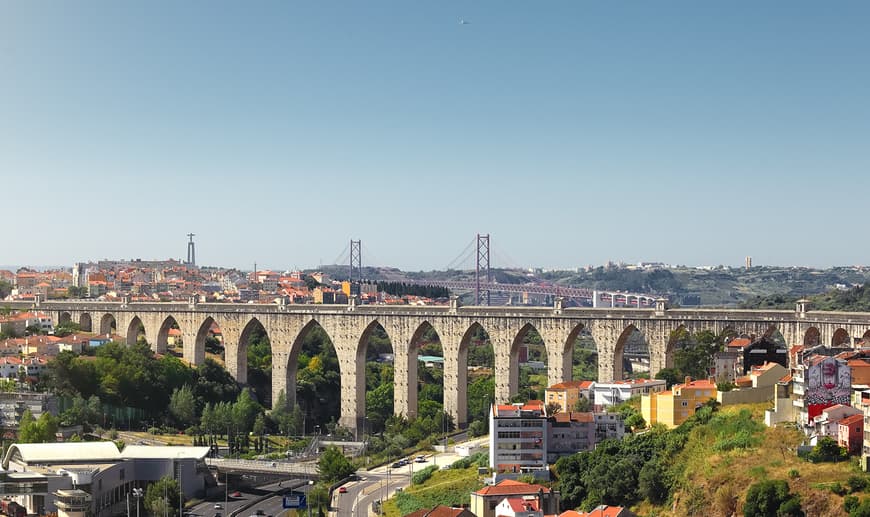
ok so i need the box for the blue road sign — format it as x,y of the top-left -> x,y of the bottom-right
283,493 -> 307,509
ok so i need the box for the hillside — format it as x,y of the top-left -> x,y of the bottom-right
644,403 -> 861,516
559,403 -> 869,517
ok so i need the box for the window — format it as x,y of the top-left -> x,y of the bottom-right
681,401 -> 688,407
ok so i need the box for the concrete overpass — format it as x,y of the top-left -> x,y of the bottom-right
11,297 -> 870,433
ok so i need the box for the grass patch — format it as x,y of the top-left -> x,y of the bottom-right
382,465 -> 485,517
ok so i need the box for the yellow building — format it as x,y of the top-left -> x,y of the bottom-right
642,377 -> 718,428
545,380 -> 593,413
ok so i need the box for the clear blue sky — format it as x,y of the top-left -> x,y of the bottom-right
2,2 -> 868,271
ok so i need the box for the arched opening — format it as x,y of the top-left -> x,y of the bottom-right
552,324 -> 597,413
239,318 -> 271,408
58,312 -> 72,326
360,321 -> 394,436
565,324 -> 598,382
288,320 -> 340,436
661,327 -> 723,387
460,323 -> 494,433
99,314 -> 117,336
79,313 -> 92,332
126,316 -> 145,346
804,327 -> 821,347
862,329 -> 870,346
511,324 -> 548,404
832,328 -> 851,347
156,316 -> 182,356
410,322 -> 450,435
614,325 -> 650,381
740,326 -> 788,374
195,317 -> 224,364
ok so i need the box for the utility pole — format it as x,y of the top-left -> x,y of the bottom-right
475,234 -> 491,306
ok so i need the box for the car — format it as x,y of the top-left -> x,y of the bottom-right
415,456 -> 427,463
391,462 -> 402,469
214,504 -> 223,510
338,487 -> 347,494
230,491 -> 242,498
348,474 -> 360,481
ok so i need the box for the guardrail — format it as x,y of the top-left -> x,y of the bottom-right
206,458 -> 319,477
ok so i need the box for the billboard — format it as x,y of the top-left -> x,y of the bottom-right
805,356 -> 851,423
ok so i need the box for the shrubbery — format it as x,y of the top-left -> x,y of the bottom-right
412,465 -> 438,485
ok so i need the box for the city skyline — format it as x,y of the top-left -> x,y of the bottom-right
2,2 -> 868,270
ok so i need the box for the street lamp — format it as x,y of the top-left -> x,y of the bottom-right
307,480 -> 314,517
131,487 -> 143,517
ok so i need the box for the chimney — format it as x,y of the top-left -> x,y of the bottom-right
685,376 -> 692,385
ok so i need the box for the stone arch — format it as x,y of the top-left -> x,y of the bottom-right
561,323 -> 588,383
78,313 -> 92,332
761,325 -> 788,346
863,329 -> 870,343
405,321 -> 444,421
665,324 -> 689,356
832,328 -> 851,347
289,319 -> 340,434
459,322 -> 494,426
804,327 -> 821,347
614,324 -> 651,380
58,312 -> 72,326
511,323 -> 546,402
194,316 -> 223,365
237,317 -> 271,405
126,316 -> 145,346
156,315 -> 181,355
99,313 -> 117,336
355,319 -> 395,434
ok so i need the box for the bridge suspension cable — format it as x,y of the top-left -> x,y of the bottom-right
331,242 -> 350,267
446,236 -> 477,271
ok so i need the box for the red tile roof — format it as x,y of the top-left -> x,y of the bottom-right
839,414 -> 864,426
727,338 -> 752,348
474,480 -> 551,496
548,380 -> 593,390
551,412 -> 594,423
560,508 -> 626,517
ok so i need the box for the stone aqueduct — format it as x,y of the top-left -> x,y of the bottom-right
18,298 -> 870,432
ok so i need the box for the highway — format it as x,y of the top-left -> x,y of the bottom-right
336,438 -> 489,517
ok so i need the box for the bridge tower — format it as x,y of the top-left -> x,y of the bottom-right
186,233 -> 196,266
475,234 -> 490,306
349,239 -> 362,294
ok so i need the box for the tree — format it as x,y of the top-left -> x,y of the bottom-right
545,402 -> 562,415
638,459 -> 668,504
169,385 -> 197,428
18,410 -> 59,443
743,479 -> 802,517
808,436 -> 847,463
308,483 -> 330,516
624,412 -> 646,432
317,445 -> 356,482
655,368 -> 681,388
144,476 -> 181,517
